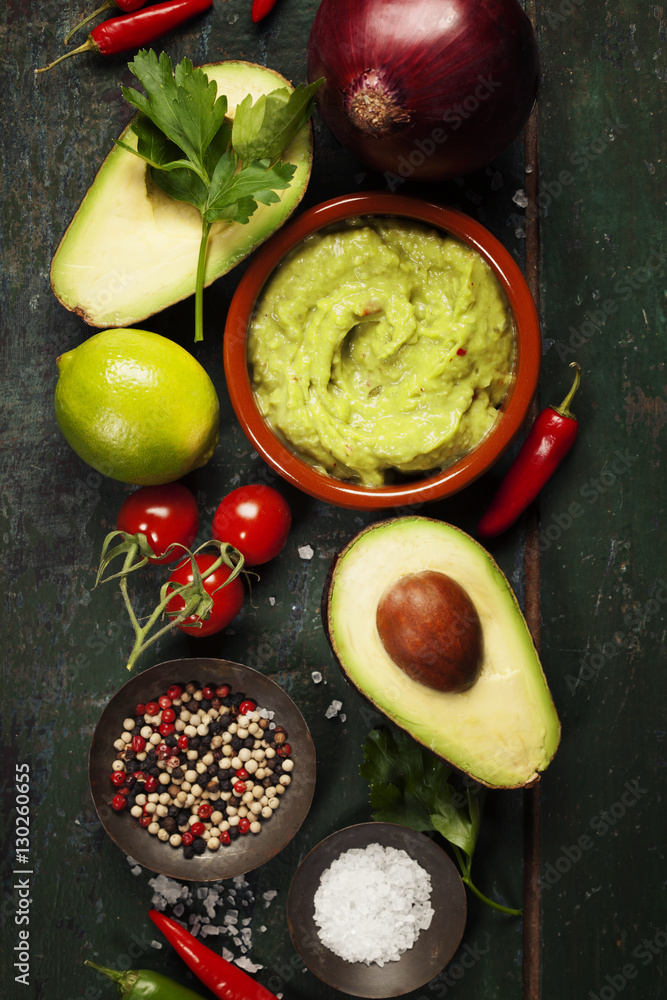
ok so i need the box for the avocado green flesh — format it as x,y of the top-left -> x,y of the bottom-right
327,517 -> 560,788
50,62 -> 313,329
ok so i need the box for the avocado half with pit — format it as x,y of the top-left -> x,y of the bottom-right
323,517 -> 560,789
50,62 -> 313,329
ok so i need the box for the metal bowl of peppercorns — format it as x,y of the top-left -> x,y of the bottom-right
89,657 -> 317,881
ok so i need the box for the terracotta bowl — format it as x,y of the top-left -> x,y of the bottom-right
89,658 -> 316,881
224,192 -> 540,511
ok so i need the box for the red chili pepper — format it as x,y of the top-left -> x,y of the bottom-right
477,362 -> 581,539
148,909 -> 280,1000
65,0 -> 147,44
35,0 -> 213,74
251,0 -> 280,23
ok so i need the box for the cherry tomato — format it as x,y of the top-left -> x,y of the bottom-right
116,484 -> 199,564
166,554 -> 244,636
212,485 -> 291,567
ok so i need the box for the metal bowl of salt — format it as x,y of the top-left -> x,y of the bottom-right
286,822 -> 467,998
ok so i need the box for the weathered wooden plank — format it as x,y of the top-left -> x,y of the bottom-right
535,2 -> 667,999
10,1 -> 663,998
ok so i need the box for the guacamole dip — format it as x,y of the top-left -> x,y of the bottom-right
248,218 -> 515,487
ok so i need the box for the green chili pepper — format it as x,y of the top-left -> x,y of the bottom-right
85,961 -> 209,1000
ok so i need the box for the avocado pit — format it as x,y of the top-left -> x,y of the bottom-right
376,570 -> 483,693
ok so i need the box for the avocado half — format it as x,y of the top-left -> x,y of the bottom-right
50,62 -> 314,329
323,517 -> 560,789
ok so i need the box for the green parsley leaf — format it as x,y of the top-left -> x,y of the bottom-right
232,80 -> 324,163
205,160 -> 296,224
152,166 -> 209,217
118,49 -> 319,341
116,116 -> 194,174
360,727 -> 521,916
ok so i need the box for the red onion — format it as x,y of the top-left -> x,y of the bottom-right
306,0 -> 539,182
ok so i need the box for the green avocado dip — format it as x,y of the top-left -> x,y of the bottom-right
247,218 -> 515,487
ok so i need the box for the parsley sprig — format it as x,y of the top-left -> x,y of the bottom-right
117,49 -> 322,341
360,727 -> 522,916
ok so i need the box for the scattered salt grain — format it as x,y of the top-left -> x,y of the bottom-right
298,544 -> 314,560
200,924 -> 222,937
311,671 -> 323,684
313,844 -> 434,967
236,956 -> 263,974
512,188 -> 529,208
325,699 -> 343,719
150,941 -> 163,950
262,890 -> 277,906
269,596 -> 276,606
148,874 -> 192,910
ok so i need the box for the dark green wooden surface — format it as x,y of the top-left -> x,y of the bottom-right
1,1 -> 664,998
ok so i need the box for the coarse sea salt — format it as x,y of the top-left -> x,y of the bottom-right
313,843 -> 434,967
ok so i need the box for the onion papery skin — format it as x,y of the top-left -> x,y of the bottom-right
306,0 -> 540,181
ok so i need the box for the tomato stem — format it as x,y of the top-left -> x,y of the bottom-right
122,541 -> 243,670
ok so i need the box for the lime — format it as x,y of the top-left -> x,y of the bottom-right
54,328 -> 219,485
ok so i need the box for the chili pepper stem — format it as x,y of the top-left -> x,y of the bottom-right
35,38 -> 95,73
194,218 -> 212,343
85,961 -> 139,994
553,361 -> 581,420
65,0 -> 115,42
